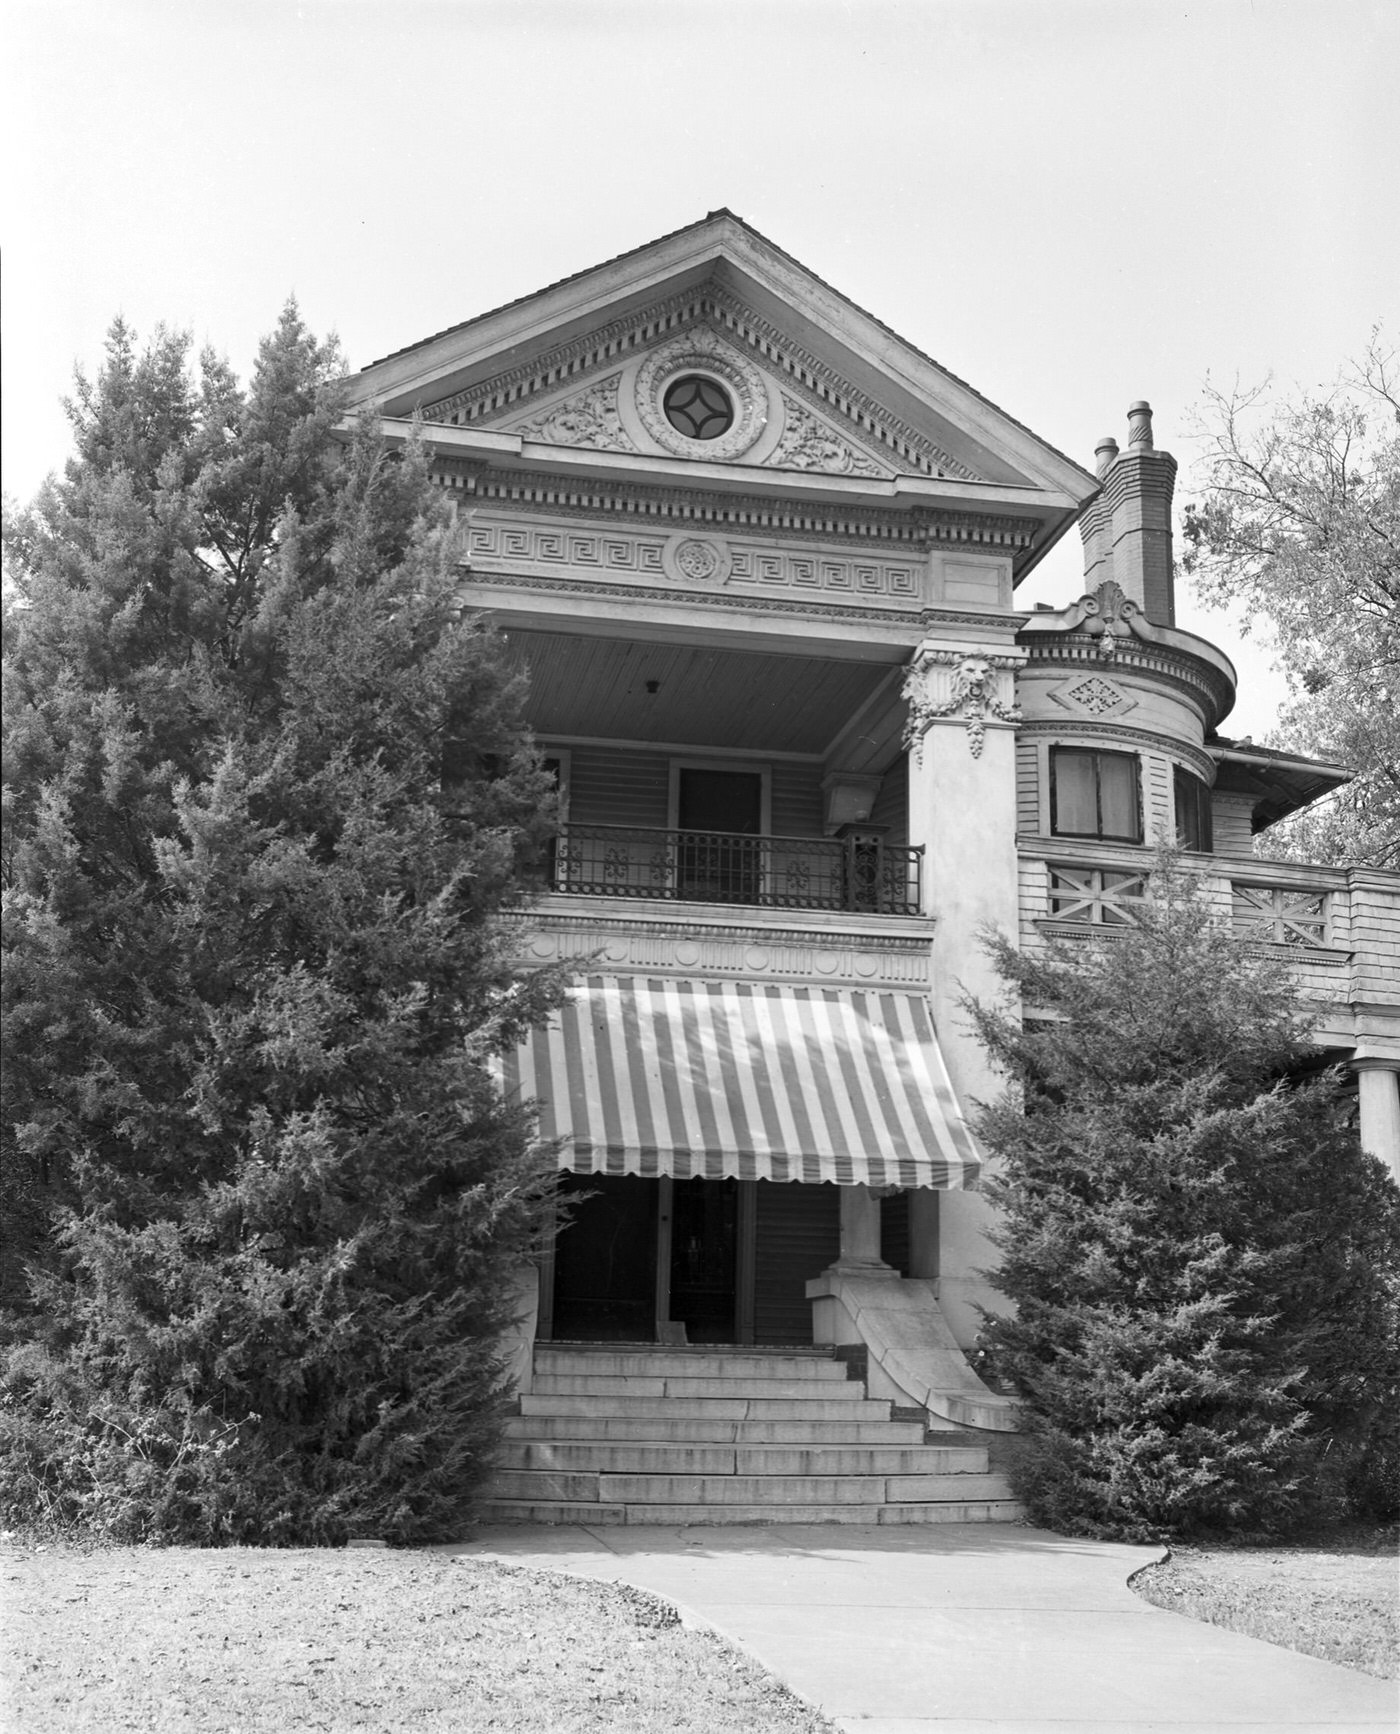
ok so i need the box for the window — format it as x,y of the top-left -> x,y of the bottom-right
1174,767 -> 1213,852
1050,747 -> 1141,842
663,375 -> 734,441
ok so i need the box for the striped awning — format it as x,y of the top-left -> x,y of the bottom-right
499,975 -> 982,1189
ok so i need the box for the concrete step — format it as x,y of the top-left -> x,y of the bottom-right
489,1470 -> 1015,1506
480,1499 -> 1026,1526
519,1394 -> 896,1422
534,1349 -> 846,1381
498,1442 -> 992,1477
503,1415 -> 930,1445
876,1500 -> 1027,1524
531,1373 -> 859,1400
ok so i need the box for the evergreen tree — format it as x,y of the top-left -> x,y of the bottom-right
969,862 -> 1400,1541
1,309 -> 567,1544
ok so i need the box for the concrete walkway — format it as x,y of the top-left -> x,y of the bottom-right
453,1522 -> 1397,1733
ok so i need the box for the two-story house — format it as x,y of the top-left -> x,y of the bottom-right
345,213 -> 1400,1524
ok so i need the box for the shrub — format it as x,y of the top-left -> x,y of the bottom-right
969,858 -> 1400,1540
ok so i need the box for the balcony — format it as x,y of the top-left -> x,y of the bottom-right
549,824 -> 923,916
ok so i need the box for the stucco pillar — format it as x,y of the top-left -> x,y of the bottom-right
1355,1060 -> 1400,1184
903,636 -> 1025,1349
835,1184 -> 889,1270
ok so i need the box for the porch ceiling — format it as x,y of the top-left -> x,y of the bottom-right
500,629 -> 902,756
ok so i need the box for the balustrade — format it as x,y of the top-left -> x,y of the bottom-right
549,824 -> 922,916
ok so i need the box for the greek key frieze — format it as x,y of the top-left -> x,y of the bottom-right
466,514 -> 924,603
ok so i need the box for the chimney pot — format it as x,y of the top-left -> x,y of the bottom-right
1094,436 -> 1120,477
1127,401 -> 1154,450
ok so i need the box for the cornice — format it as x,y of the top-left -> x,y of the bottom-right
432,462 -> 1040,553
1021,630 -> 1233,722
457,570 -> 928,627
1019,720 -> 1216,779
419,286 -> 979,482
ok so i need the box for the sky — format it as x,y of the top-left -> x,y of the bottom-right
4,0 -> 1396,735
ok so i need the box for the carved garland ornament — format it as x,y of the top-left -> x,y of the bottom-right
902,651 -> 1022,761
635,328 -> 768,461
513,374 -> 637,452
772,394 -> 886,477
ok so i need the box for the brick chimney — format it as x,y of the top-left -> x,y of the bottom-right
1077,401 -> 1178,626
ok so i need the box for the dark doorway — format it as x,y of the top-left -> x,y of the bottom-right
677,768 -> 763,902
551,1174 -> 657,1341
669,1177 -> 738,1342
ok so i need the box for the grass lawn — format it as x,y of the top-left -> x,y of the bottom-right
1130,1525 -> 1399,1680
2,1540 -> 838,1732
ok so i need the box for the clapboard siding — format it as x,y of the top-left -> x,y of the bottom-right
556,747 -> 828,838
1018,856 -> 1051,944
1016,740 -> 1042,835
564,746 -> 670,828
770,763 -> 826,837
1351,877 -> 1400,1004
870,755 -> 909,849
754,1182 -> 840,1345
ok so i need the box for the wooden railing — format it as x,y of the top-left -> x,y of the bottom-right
549,824 -> 923,915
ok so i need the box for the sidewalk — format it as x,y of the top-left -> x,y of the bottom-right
453,1522 -> 1396,1733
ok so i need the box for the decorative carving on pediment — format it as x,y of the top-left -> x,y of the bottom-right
634,328 -> 768,461
418,283 -> 984,482
771,395 -> 888,477
1059,579 -> 1162,659
903,649 -> 1022,761
512,374 -> 637,452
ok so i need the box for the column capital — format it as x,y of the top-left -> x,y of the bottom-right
903,645 -> 1023,763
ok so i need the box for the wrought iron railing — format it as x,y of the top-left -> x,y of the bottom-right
550,825 -> 923,915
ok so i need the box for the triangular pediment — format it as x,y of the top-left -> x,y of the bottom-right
349,212 -> 1096,504
454,316 -> 903,480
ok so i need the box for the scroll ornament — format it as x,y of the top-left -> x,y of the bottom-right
1060,578 -> 1159,660
514,375 -> 636,452
903,651 -> 1022,761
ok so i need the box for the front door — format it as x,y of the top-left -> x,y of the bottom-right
669,1177 -> 738,1343
545,1175 -> 842,1346
676,768 -> 763,903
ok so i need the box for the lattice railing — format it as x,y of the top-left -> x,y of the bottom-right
1231,883 -> 1329,947
1047,864 -> 1149,926
551,825 -> 922,915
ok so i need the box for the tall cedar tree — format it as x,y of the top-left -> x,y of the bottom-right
969,862 -> 1400,1541
1,310 -> 568,1545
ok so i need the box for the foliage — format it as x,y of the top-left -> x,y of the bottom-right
0,310 -> 567,1544
1181,332 -> 1399,867
969,860 -> 1400,1541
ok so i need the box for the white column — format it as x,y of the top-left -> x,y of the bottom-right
1356,1061 -> 1400,1185
905,636 -> 1025,1348
834,1183 -> 889,1271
